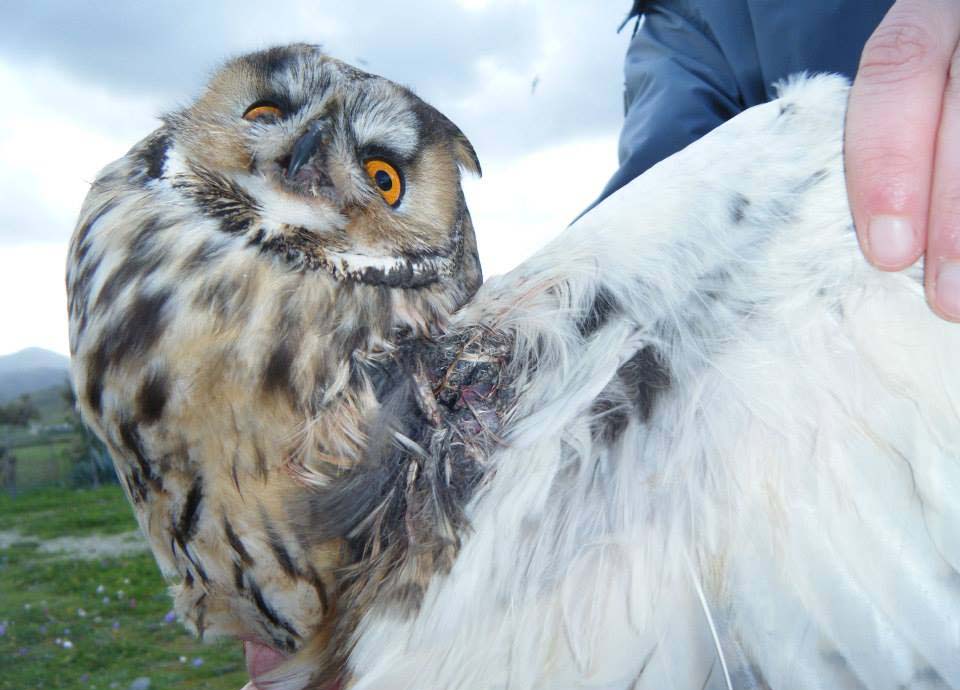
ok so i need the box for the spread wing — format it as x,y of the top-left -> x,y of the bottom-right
345,75 -> 960,690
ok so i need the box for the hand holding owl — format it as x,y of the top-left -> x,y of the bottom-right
845,0 -> 960,320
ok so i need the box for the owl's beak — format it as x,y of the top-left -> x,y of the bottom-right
286,120 -> 327,179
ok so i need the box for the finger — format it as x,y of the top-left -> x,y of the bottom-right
926,40 -> 960,320
844,0 -> 960,270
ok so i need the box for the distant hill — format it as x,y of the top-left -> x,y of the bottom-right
0,347 -> 70,375
0,348 -> 71,403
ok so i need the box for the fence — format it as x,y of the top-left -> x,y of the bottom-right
1,428 -> 115,495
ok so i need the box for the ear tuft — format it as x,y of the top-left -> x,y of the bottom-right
451,131 -> 482,178
406,90 -> 483,177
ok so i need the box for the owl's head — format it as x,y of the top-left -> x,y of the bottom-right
138,43 -> 481,292
67,44 -> 486,690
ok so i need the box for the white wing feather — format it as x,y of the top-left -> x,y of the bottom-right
347,75 -> 960,690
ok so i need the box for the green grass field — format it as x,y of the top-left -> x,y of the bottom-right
0,487 -> 248,689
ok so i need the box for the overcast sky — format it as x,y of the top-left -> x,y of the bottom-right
0,1 -> 632,356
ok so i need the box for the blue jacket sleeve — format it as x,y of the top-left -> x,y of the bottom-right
592,1 -> 744,207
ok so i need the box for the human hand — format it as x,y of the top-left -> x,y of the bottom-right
844,0 -> 960,320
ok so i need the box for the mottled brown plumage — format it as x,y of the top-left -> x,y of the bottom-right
67,44 -> 493,687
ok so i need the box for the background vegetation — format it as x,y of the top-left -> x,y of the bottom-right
0,488 -> 247,689
0,350 -> 246,689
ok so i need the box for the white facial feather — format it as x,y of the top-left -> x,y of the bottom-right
240,174 -> 347,235
348,87 -> 420,158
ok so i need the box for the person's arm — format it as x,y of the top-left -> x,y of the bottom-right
844,0 -> 960,320
592,1 -> 742,207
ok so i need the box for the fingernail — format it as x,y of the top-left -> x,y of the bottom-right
936,261 -> 960,319
868,215 -> 915,267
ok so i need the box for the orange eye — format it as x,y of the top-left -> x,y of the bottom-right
364,159 -> 403,207
243,101 -> 283,122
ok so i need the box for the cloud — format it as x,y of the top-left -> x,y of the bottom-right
443,4 -> 630,158
0,243 -> 70,356
0,60 -> 160,244
0,1 -> 629,155
0,1 -> 540,99
0,1 -> 275,99
466,135 -> 618,277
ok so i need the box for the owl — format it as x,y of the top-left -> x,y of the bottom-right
67,45 -> 960,690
